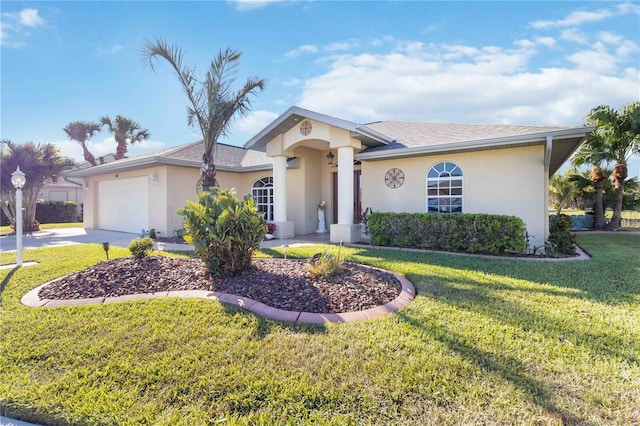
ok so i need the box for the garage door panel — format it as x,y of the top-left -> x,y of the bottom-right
99,178 -> 148,233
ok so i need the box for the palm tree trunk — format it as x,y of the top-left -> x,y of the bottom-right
593,179 -> 605,230
605,162 -> 627,231
201,151 -> 218,191
83,147 -> 97,167
115,136 -> 127,160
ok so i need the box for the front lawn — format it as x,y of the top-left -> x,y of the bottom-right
1,234 -> 639,425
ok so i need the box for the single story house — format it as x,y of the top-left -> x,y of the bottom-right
66,106 -> 592,248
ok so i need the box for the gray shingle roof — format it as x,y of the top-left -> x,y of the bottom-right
363,121 -> 571,151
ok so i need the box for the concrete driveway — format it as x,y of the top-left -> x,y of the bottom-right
0,227 -> 331,253
0,228 -> 147,252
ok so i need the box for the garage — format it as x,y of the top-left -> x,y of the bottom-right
98,177 -> 149,233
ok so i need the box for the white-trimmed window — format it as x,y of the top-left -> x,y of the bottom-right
252,177 -> 274,221
426,162 -> 463,214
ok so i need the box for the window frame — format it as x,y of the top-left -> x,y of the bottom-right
251,176 -> 274,222
426,161 -> 464,214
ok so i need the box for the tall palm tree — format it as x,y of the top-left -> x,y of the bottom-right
585,102 -> 640,230
141,38 -> 265,191
0,140 -> 74,232
100,115 -> 150,160
572,133 -> 608,229
63,121 -> 101,166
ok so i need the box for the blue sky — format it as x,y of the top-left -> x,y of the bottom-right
1,1 -> 639,176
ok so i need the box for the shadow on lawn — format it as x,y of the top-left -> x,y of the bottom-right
0,266 -> 19,307
396,310 -> 585,424
218,302 -> 327,340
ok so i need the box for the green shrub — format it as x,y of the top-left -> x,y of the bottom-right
35,201 -> 78,223
547,214 -> 577,257
129,237 -> 154,259
179,188 -> 266,277
368,212 -> 527,255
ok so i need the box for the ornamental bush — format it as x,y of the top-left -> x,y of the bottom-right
35,201 -> 78,223
367,212 -> 527,255
129,237 -> 154,259
179,188 -> 266,277
547,214 -> 577,257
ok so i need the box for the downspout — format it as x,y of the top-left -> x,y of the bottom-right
544,135 -> 553,172
543,135 -> 553,249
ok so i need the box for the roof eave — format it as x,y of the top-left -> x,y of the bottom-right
357,127 -> 592,161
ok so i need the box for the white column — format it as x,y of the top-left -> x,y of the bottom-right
16,188 -> 23,267
272,155 -> 288,222
337,146 -> 354,225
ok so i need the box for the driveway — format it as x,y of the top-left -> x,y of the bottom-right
0,228 -> 144,252
0,227 -> 331,253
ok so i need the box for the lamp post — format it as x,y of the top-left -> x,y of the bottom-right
11,166 -> 26,267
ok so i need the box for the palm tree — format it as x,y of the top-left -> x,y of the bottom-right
549,171 -> 578,215
63,121 -> 101,166
585,102 -> 640,230
572,133 -> 608,229
141,38 -> 265,191
0,140 -> 74,232
100,115 -> 150,160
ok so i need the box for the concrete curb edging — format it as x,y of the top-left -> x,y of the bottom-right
20,269 -> 415,324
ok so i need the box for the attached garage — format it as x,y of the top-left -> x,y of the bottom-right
98,177 -> 149,233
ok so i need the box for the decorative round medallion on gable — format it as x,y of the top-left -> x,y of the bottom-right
385,168 -> 405,189
300,120 -> 312,136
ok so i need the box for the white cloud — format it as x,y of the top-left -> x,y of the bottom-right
54,136 -> 165,163
19,9 -> 44,27
295,40 -> 639,127
530,2 -> 638,29
231,0 -> 283,12
560,28 -> 589,44
325,40 -> 360,52
233,110 -> 279,135
285,44 -> 318,57
535,37 -> 556,47
0,8 -> 46,47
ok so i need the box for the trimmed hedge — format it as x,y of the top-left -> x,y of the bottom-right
547,214 -> 577,256
367,212 -> 527,254
35,201 -> 78,223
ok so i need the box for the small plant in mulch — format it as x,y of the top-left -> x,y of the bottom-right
309,249 -> 345,279
129,237 -> 154,259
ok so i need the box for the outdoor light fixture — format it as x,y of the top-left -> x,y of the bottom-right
326,151 -> 335,165
11,166 -> 26,267
102,242 -> 110,260
157,242 -> 166,252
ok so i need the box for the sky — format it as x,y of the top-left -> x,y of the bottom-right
1,1 -> 639,176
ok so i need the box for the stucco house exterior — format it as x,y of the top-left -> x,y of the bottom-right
66,106 -> 591,248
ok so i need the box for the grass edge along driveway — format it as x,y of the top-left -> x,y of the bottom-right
0,233 -> 638,425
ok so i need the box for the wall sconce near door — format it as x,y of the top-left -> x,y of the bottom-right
148,172 -> 158,185
326,151 -> 335,165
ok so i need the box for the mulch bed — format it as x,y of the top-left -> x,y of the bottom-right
38,257 -> 402,314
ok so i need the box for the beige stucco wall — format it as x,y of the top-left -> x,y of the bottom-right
84,165 -> 273,237
361,144 -> 548,248
282,147 -> 324,235
163,166 -> 274,236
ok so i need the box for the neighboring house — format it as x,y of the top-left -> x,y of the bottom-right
39,178 -> 84,220
66,106 -> 592,248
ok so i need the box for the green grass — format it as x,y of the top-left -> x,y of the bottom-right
1,235 -> 639,425
0,222 -> 83,236
560,208 -> 640,219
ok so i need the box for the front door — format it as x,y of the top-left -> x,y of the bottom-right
331,170 -> 362,224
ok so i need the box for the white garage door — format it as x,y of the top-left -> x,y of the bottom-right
98,177 -> 148,233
